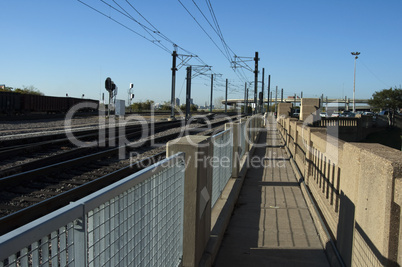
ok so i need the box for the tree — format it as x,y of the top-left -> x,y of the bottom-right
14,85 -> 44,95
159,102 -> 171,111
0,86 -> 13,92
368,87 -> 402,126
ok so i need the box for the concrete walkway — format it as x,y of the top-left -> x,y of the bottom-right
214,119 -> 330,266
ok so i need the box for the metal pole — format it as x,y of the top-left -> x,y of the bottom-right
170,50 -> 177,119
244,82 -> 247,114
353,56 -> 357,113
267,75 -> 271,114
254,52 -> 259,114
275,86 -> 278,115
281,88 -> 283,102
321,94 -> 324,109
210,74 -> 213,113
225,78 -> 228,113
185,66 -> 192,121
261,68 -> 265,113
351,52 -> 360,113
245,82 -> 248,115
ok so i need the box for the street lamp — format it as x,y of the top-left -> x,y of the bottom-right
351,52 -> 360,113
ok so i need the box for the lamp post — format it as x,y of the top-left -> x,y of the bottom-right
351,52 -> 360,113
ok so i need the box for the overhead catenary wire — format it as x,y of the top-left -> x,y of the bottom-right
77,0 -> 214,71
77,0 -> 252,101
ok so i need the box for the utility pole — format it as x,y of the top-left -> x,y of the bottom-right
210,74 -> 214,113
321,94 -> 324,109
170,50 -> 177,120
254,52 -> 259,114
281,88 -> 283,102
267,75 -> 271,114
185,66 -> 192,122
261,68 -> 265,113
225,79 -> 228,113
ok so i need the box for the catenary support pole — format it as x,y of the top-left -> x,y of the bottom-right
225,78 -> 228,113
170,50 -> 177,119
186,66 -> 192,122
244,82 -> 247,114
254,52 -> 259,114
267,75 -> 271,113
261,68 -> 265,113
210,74 -> 213,113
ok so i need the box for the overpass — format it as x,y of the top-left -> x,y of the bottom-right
1,113 -> 401,266
223,98 -> 371,105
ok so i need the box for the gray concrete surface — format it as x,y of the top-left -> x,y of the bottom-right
214,119 -> 330,266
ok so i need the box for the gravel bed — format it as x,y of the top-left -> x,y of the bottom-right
0,114 -> 174,139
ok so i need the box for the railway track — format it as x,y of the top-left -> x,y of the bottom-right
0,120 -> 182,176
0,115 -> 241,235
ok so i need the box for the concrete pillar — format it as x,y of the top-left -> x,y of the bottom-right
277,102 -> 292,118
300,98 -> 320,123
167,136 -> 212,267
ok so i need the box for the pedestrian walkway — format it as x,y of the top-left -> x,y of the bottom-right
214,118 -> 330,266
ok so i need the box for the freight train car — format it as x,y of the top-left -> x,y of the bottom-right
0,92 -> 21,114
0,91 -> 99,114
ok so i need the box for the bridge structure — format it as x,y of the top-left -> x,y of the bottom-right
223,98 -> 372,111
1,103 -> 402,267
224,98 -> 371,105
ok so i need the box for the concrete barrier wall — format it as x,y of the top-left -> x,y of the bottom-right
277,117 -> 402,267
168,115 -> 264,267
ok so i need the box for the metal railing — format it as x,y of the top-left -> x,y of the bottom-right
0,153 -> 185,267
312,117 -> 359,127
211,130 -> 233,207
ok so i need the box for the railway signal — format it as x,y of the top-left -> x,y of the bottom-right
105,77 -> 117,116
128,83 -> 134,113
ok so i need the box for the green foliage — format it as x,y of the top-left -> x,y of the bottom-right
179,104 -> 198,112
130,100 -> 155,111
159,102 -> 172,111
0,86 -> 13,92
0,85 -> 44,95
368,87 -> 402,126
368,87 -> 402,112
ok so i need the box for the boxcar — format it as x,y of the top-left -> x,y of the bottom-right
0,91 -> 21,114
0,91 -> 98,114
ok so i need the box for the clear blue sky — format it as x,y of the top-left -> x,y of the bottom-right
1,0 -> 401,106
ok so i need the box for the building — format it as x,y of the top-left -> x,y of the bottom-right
0,84 -> 5,90
175,98 -> 180,106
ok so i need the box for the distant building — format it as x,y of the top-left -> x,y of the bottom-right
0,84 -> 5,89
175,98 -> 180,106
190,98 -> 194,105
